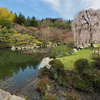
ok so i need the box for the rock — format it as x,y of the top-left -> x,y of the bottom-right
84,45 -> 88,48
22,47 -> 24,50
25,47 -> 28,50
36,46 -> 40,49
27,46 -> 31,50
88,44 -> 91,46
73,48 -> 77,53
11,46 -> 16,51
9,95 -> 25,100
33,43 -> 37,47
0,89 -> 11,100
0,89 -> 25,100
93,45 -> 98,47
39,57 -> 53,69
30,46 -> 34,49
80,47 -> 83,49
17,47 -> 21,50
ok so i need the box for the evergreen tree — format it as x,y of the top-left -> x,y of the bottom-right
16,12 -> 26,25
24,16 -> 31,27
30,16 -> 38,27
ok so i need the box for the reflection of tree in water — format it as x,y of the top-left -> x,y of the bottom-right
0,49 -> 46,80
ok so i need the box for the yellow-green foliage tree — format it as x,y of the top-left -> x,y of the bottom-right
8,33 -> 42,46
0,27 -> 17,42
0,8 -> 15,28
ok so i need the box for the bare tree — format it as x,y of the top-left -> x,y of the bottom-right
36,28 -> 51,43
51,28 -> 63,42
72,8 -> 100,48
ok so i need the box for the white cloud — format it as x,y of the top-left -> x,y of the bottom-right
42,0 -> 100,20
43,0 -> 61,11
2,0 -> 100,20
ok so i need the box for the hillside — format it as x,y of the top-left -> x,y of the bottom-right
12,22 -> 73,44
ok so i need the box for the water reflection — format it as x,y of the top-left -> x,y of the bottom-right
0,49 -> 41,80
0,48 -> 49,92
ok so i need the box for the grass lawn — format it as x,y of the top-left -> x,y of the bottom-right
58,48 -> 93,70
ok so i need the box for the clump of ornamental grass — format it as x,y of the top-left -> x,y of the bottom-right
42,92 -> 56,100
36,77 -> 51,95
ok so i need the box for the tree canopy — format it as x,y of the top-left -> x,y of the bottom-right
72,8 -> 100,48
0,8 -> 15,29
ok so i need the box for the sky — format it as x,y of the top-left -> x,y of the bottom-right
0,0 -> 100,20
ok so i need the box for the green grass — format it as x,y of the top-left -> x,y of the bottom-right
58,48 -> 93,70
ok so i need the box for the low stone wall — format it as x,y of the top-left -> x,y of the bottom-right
0,89 -> 25,100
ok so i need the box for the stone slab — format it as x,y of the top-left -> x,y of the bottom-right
9,95 -> 25,100
0,89 -> 25,100
39,57 -> 53,69
0,89 -> 11,100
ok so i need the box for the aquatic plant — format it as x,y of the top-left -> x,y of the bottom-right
0,78 -> 15,93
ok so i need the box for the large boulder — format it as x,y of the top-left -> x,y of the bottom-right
0,89 -> 25,100
39,57 -> 53,69
9,95 -> 25,100
73,48 -> 77,53
11,46 -> 16,51
0,89 -> 11,100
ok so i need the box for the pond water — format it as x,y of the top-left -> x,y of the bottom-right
0,48 -> 49,93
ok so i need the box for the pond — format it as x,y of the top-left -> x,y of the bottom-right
0,48 -> 50,93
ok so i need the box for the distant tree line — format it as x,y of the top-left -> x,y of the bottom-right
14,12 -> 72,29
41,18 -> 72,29
14,12 -> 38,27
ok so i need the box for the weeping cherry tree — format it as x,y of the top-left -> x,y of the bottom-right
72,8 -> 100,48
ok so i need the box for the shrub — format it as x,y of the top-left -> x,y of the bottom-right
67,92 -> 79,100
82,68 -> 100,91
59,69 -> 67,78
92,56 -> 100,69
58,77 -> 68,87
74,58 -> 89,73
67,41 -> 74,48
75,78 -> 93,92
49,59 -> 64,71
38,66 -> 53,79
58,70 -> 78,88
36,77 -> 50,94
62,91 -> 79,100
51,44 -> 74,57
42,92 -> 56,100
8,28 -> 17,34
49,54 -> 56,59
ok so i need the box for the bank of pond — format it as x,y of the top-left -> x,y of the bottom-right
0,47 -> 100,100
36,48 -> 100,100
0,48 -> 50,93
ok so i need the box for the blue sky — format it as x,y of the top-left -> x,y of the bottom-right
0,0 -> 100,20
